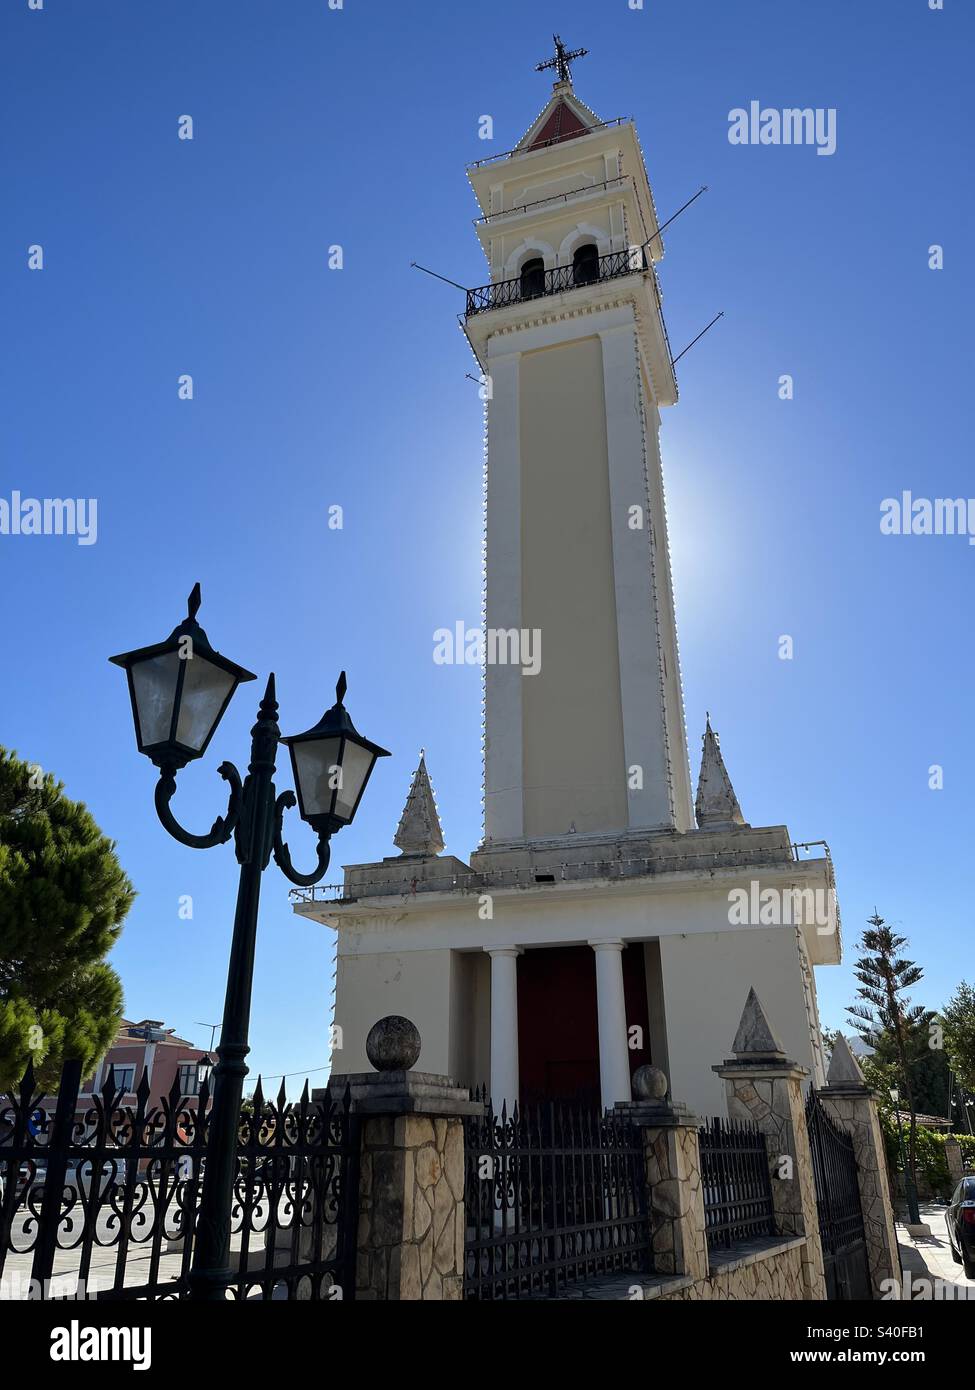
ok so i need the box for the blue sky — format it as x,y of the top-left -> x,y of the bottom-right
1,0 -> 971,1093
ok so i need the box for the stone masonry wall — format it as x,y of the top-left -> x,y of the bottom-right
725,1071 -> 826,1300
659,1240 -> 806,1301
355,1114 -> 465,1300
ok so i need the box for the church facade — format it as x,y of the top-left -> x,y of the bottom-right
295,61 -> 840,1120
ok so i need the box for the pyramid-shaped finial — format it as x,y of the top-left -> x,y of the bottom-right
393,751 -> 444,857
695,715 -> 747,830
826,1034 -> 867,1088
731,988 -> 786,1060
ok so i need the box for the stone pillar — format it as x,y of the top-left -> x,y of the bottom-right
485,946 -> 521,1113
590,939 -> 632,1109
817,1035 -> 901,1297
714,988 -> 826,1301
617,1066 -> 708,1281
945,1137 -> 964,1185
331,1016 -> 482,1301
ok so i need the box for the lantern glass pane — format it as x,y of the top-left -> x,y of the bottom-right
175,656 -> 236,751
131,652 -> 180,748
294,736 -> 343,818
334,740 -> 375,820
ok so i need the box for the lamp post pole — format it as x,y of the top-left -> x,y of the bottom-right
189,676 -> 279,1301
890,1089 -> 920,1226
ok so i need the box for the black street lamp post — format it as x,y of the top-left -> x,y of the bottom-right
889,1087 -> 921,1226
110,585 -> 389,1300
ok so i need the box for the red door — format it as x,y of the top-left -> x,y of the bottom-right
516,944 -> 651,1108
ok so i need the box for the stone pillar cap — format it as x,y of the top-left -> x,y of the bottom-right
327,1070 -> 484,1118
713,1059 -> 808,1079
615,1098 -> 700,1129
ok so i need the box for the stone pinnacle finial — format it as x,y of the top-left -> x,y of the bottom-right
393,751 -> 444,857
826,1033 -> 867,1088
731,988 -> 787,1060
695,715 -> 747,831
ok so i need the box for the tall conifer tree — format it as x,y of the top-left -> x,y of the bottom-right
0,747 -> 133,1087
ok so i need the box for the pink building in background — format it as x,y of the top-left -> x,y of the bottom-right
78,1018 -> 212,1115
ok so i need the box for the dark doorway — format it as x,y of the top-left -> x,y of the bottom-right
519,256 -> 545,299
516,944 -> 652,1108
572,242 -> 599,285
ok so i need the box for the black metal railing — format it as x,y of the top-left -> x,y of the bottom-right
699,1116 -> 776,1251
463,1096 -> 651,1299
466,246 -> 650,318
0,1057 -> 358,1301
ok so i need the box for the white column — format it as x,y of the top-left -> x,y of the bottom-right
484,946 -> 522,1113
589,939 -> 632,1109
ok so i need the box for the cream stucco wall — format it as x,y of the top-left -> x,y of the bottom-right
659,927 -> 815,1118
519,335 -> 627,838
333,947 -> 455,1077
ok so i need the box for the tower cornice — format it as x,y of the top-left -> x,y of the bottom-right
463,281 -> 677,408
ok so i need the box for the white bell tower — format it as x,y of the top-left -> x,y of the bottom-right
465,52 -> 693,847
298,41 -> 841,1122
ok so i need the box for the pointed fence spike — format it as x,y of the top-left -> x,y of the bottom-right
167,1069 -> 182,1107
21,1057 -> 36,1100
102,1064 -> 119,1105
188,582 -> 202,618
299,1078 -> 310,1107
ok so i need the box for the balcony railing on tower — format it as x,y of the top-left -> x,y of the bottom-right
467,245 -> 654,318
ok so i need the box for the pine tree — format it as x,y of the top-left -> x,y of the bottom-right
942,981 -> 975,1099
0,746 -> 134,1088
846,913 -> 927,1204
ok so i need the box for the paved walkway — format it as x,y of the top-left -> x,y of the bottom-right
895,1201 -> 975,1299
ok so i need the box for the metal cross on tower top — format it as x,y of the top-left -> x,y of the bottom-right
535,33 -> 588,85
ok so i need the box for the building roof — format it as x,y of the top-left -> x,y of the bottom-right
115,1018 -> 198,1049
893,1109 -> 953,1130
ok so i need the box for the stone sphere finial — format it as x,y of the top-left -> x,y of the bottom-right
632,1064 -> 668,1102
366,1015 -> 421,1072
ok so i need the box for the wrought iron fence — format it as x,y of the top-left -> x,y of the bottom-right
463,1096 -> 651,1299
699,1116 -> 776,1251
466,246 -> 650,318
806,1093 -> 871,1300
0,1057 -> 358,1301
